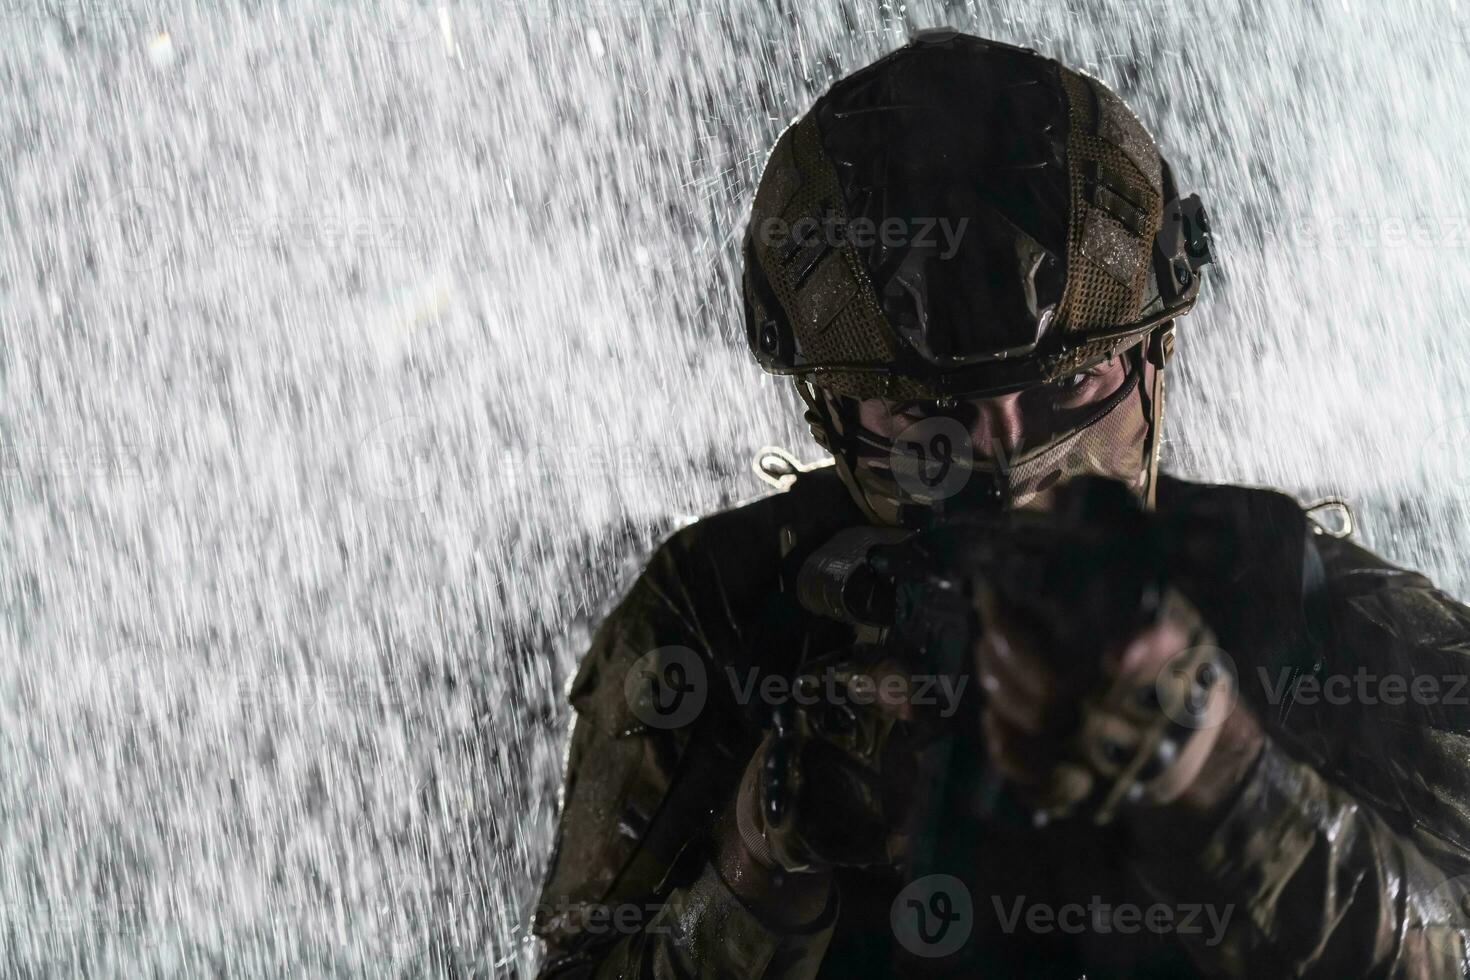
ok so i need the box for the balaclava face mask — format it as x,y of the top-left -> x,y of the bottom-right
820,343 -> 1155,526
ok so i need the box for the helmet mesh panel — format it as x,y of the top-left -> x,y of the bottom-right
751,115 -> 901,398
1054,69 -> 1163,336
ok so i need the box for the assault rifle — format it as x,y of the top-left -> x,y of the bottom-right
788,475 -> 1235,881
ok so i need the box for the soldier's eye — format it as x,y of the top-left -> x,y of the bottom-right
1053,371 -> 1096,396
1050,366 -> 1117,410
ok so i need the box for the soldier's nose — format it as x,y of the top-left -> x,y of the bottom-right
965,393 -> 1025,461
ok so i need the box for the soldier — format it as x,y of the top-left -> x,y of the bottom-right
532,31 -> 1470,978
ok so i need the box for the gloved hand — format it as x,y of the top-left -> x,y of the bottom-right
974,582 -> 1261,826
730,649 -> 919,874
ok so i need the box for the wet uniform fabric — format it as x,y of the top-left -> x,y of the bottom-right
532,466 -> 1470,978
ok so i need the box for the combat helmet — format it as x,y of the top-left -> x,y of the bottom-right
743,30 -> 1213,524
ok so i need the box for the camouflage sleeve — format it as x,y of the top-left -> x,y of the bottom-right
1132,536 -> 1470,978
531,534 -> 838,979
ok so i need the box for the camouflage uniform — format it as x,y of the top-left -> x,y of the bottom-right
531,29 -> 1470,978
532,466 -> 1470,978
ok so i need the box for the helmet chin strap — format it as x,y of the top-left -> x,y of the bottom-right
795,379 -> 905,526
1139,324 -> 1175,511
